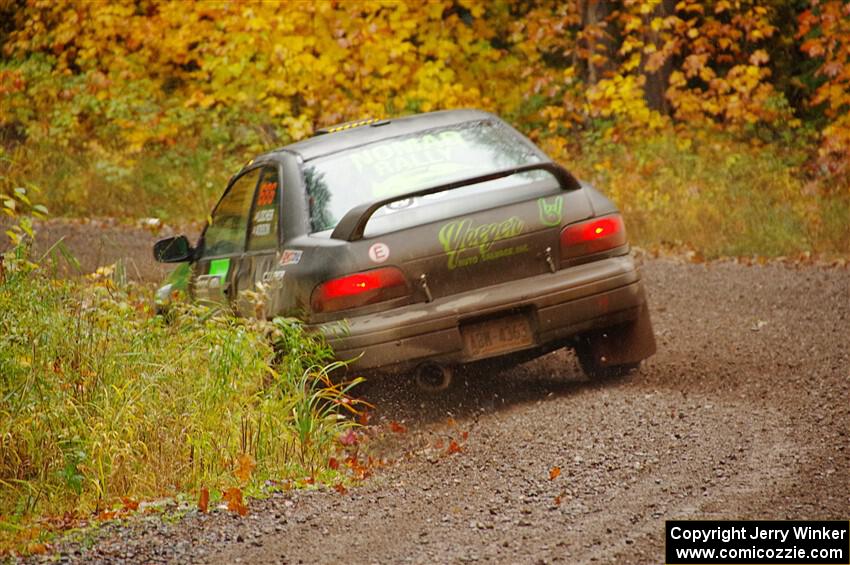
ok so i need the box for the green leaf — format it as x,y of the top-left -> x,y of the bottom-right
12,187 -> 32,206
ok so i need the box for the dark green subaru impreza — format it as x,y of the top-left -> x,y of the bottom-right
154,110 -> 655,389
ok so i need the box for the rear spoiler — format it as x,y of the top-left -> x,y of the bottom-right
330,162 -> 580,241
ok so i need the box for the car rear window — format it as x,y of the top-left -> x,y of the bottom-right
303,120 -> 546,234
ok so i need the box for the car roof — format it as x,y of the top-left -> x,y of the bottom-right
266,109 -> 498,162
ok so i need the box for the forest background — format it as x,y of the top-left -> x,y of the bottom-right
1,0 -> 848,257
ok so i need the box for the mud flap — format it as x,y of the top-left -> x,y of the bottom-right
581,301 -> 657,368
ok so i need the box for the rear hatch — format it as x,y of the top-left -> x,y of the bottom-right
311,174 -> 595,362
383,180 -> 593,300
301,116 -> 594,319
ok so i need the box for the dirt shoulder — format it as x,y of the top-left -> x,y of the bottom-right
21,243 -> 850,564
1,218 -> 200,283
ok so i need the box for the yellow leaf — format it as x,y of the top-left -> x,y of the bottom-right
235,453 -> 256,483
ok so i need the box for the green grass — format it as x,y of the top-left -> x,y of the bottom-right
0,245 -> 362,553
561,128 -> 850,258
1,141 -> 239,221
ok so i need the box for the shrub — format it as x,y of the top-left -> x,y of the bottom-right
557,126 -> 850,258
0,243 -> 361,552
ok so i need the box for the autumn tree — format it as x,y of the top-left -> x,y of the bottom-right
798,0 -> 850,182
0,0 -> 847,219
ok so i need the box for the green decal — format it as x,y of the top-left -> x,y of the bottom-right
538,196 -> 564,227
209,258 -> 230,279
438,216 -> 527,270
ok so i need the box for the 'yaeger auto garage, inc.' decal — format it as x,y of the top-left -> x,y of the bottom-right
438,216 -> 528,270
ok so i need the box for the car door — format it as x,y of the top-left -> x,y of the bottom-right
234,163 -> 287,318
193,167 -> 262,305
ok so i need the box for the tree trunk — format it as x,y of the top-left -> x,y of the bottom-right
641,0 -> 676,113
581,0 -> 614,86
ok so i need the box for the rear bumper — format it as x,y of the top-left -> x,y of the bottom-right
312,254 -> 651,372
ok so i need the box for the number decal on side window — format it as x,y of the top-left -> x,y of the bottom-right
252,223 -> 271,236
254,209 -> 274,223
247,167 -> 282,252
257,181 -> 277,206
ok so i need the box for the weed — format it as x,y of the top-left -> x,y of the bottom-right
0,236 -> 363,554
560,127 -> 850,258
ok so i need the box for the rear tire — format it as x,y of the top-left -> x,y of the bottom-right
575,340 -> 640,380
574,301 -> 656,380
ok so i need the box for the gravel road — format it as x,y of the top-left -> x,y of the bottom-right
23,222 -> 850,565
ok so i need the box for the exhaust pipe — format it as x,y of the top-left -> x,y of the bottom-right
414,362 -> 452,392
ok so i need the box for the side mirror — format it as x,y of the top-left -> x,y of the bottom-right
153,235 -> 193,263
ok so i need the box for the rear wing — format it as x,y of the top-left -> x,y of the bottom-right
330,162 -> 580,241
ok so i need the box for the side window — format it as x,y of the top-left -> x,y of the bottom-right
247,165 -> 281,251
202,168 -> 261,258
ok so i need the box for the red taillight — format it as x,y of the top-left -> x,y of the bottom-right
311,267 -> 409,313
560,214 -> 627,260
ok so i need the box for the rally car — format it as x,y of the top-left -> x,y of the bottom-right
154,110 -> 656,389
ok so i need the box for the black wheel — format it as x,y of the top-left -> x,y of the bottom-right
575,340 -> 640,380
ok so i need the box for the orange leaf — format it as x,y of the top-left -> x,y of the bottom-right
549,466 -> 561,480
328,457 -> 340,470
223,487 -> 240,505
357,411 -> 371,426
446,440 -> 462,455
446,417 -> 457,427
27,543 -> 48,555
223,487 -> 248,516
389,421 -> 407,433
800,39 -> 825,58
235,453 -> 256,483
461,430 -> 469,440
749,49 -> 769,66
121,497 -> 139,512
821,61 -> 844,78
97,510 -> 116,521
198,488 -> 209,513
333,483 -> 347,495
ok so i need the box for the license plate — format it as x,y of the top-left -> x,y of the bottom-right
462,314 -> 534,359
